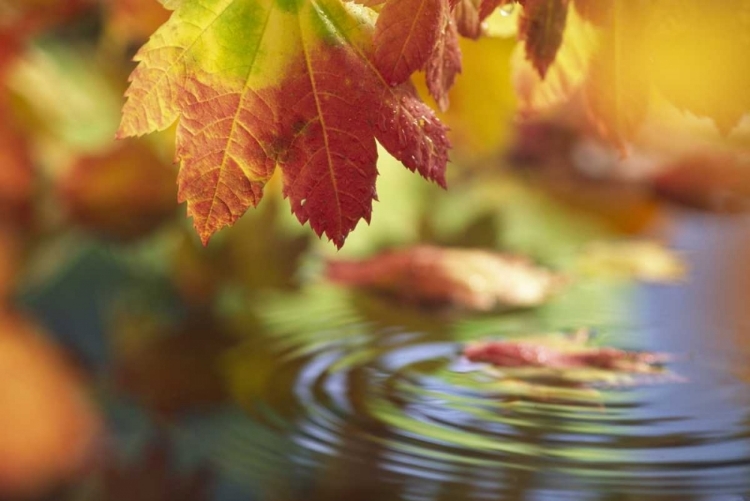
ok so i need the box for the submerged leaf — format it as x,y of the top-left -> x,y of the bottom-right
326,245 -> 566,310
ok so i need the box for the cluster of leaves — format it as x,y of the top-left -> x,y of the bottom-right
122,0 -> 630,247
514,0 -> 750,149
120,0 -> 750,247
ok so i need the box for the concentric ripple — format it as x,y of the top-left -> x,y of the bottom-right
211,285 -> 750,501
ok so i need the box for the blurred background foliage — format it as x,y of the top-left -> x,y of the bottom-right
0,1 -> 749,500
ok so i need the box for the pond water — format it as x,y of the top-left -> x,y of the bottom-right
205,214 -> 750,501
22,202 -> 750,501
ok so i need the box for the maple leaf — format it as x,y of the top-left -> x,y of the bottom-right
642,1 -> 750,135
425,13 -> 461,111
453,0 -> 511,39
119,0 -> 449,248
519,0 -> 571,78
326,245 -> 566,310
511,6 -> 595,113
582,1 -> 649,149
374,0 -> 448,86
571,0 -> 609,25
453,0 -> 481,39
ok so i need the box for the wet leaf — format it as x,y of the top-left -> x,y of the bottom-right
118,0 -> 449,248
0,312 -> 102,498
453,0 -> 482,39
576,240 -> 687,283
463,330 -> 672,386
425,13 -> 461,112
326,245 -> 566,310
373,0 -> 448,86
58,142 -> 177,241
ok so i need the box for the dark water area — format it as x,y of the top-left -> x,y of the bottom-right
22,207 -> 750,501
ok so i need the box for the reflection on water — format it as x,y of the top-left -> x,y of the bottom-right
132,214 -> 748,501
21,207 -> 750,501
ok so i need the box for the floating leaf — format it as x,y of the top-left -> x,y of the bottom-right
326,245 -> 566,310
463,330 -> 673,386
576,240 -> 687,283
